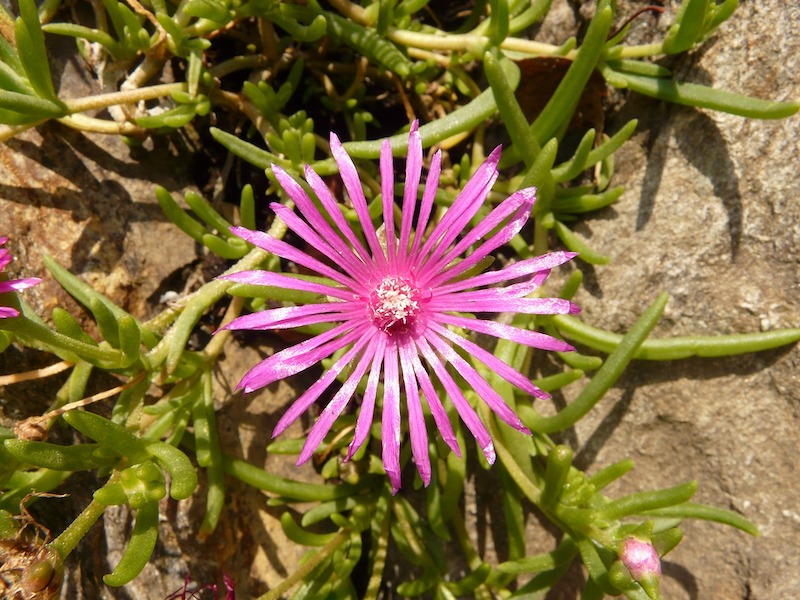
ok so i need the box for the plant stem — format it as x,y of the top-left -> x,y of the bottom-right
50,498 -> 107,559
256,529 -> 350,600
63,83 -> 186,114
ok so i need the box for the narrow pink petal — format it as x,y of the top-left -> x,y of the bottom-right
398,336 -> 431,486
0,250 -> 12,270
433,313 -> 575,353
427,320 -> 551,399
272,329 -> 375,437
421,190 -> 534,288
398,121 -> 421,267
431,187 -> 532,266
408,149 -> 441,267
330,133 -> 387,268
432,252 -> 576,296
0,277 -> 41,292
407,338 -> 460,457
237,322 -> 365,393
222,302 -> 359,331
431,280 -> 558,305
380,138 -> 398,270
414,146 -> 502,268
230,226 -> 366,294
297,334 -> 380,465
428,296 -> 580,315
219,270 -> 355,301
272,167 -> 373,277
425,331 -> 530,434
0,307 -> 20,318
415,336 -> 496,464
231,307 -> 363,332
346,334 -> 387,461
303,164 -> 380,269
271,202 -> 372,280
381,342 -> 402,493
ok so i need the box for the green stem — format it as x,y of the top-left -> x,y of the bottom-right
481,404 -> 542,506
50,498 -> 107,559
63,83 -> 186,114
388,27 -> 562,57
256,529 -> 350,600
363,499 -> 391,600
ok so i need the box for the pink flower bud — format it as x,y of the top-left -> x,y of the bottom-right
621,537 -> 662,581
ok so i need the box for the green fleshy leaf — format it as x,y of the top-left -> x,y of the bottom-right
530,0 -> 612,144
641,502 -> 759,536
597,480 -> 698,520
102,501 -> 160,586
3,440 -> 117,471
15,0 -> 58,101
608,70 -> 799,119
552,315 -> 800,360
325,10 -> 411,77
662,0 -> 710,55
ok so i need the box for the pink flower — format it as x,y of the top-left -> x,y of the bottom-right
0,237 -> 41,319
620,537 -> 662,582
221,122 -> 578,492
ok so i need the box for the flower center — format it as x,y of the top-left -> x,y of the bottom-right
368,276 -> 421,334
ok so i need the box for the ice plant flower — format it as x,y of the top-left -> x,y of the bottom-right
620,537 -> 662,597
0,237 -> 41,319
620,537 -> 661,580
220,122 -> 579,492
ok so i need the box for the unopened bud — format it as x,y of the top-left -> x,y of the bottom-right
621,537 -> 661,580
621,537 -> 661,599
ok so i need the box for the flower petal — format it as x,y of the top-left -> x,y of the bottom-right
346,334 -> 387,461
422,189 -> 534,288
398,336 -> 431,486
433,313 -> 574,353
428,320 -> 551,399
432,252 -> 576,296
273,166 -> 374,278
218,270 -> 354,301
413,146 -> 501,268
415,336 -> 496,464
330,132 -> 387,268
380,138 -> 398,271
272,328 -> 376,437
407,337 -> 460,457
408,149 -> 441,267
238,321 -> 366,393
0,277 -> 41,293
303,163 -> 379,270
398,121 -> 422,266
381,342 -> 402,493
230,226 -> 366,293
271,202 -> 372,281
425,330 -> 531,434
297,334 -> 381,465
0,250 -> 12,271
428,295 -> 580,315
223,302 -> 359,331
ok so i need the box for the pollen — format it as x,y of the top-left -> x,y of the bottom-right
368,276 -> 421,334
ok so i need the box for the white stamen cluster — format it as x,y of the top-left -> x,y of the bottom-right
369,276 -> 420,333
